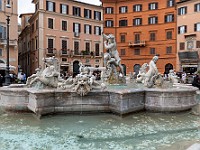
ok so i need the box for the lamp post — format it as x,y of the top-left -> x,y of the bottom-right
4,16 -> 10,85
3,0 -> 12,86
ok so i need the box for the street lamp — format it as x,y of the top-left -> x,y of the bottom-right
3,0 -> 12,86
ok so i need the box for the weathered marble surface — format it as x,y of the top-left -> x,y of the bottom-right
0,84 -> 198,116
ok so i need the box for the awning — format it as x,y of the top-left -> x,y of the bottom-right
0,63 -> 16,71
178,51 -> 199,60
182,64 -> 198,68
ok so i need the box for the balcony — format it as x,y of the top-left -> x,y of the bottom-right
129,41 -> 146,47
60,49 -> 69,56
46,48 -> 56,56
0,39 -> 17,46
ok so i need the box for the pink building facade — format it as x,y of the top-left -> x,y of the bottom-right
18,13 -> 33,76
0,0 -> 18,75
28,0 -> 103,75
177,0 -> 200,73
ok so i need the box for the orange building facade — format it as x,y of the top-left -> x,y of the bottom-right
27,0 -> 103,75
101,0 -> 178,75
0,0 -> 18,75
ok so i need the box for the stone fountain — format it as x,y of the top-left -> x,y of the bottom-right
0,34 -> 198,116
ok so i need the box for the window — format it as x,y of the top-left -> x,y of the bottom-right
0,25 -> 6,39
0,49 -> 2,56
120,34 -> 126,43
74,41 -> 79,55
95,43 -> 100,56
194,23 -> 200,32
134,34 -> 140,43
165,14 -> 174,23
48,18 -> 53,29
180,42 -> 185,50
148,16 -> 158,24
84,24 -> 92,34
73,6 -> 81,17
133,18 -> 142,26
149,3 -> 158,10
62,58 -> 67,62
35,38 -> 38,49
178,25 -> 187,34
194,3 -> 200,12
85,42 -> 90,54
134,49 -> 140,55
105,20 -> 113,27
133,4 -> 142,12
119,6 -> 128,13
46,1 -> 55,12
120,49 -> 126,55
62,40 -> 67,50
166,46 -> 172,54
84,9 -> 91,19
48,38 -> 54,52
150,32 -> 156,41
36,2 -> 39,11
94,26 -> 101,35
94,11 -> 101,20
196,41 -> 200,48
60,4 -> 68,14
62,20 -> 67,31
167,0 -> 174,7
150,48 -> 156,54
31,23 -> 34,33
105,7 -> 113,14
73,23 -> 81,33
178,7 -> 187,15
0,0 -> 2,11
36,20 -> 38,29
119,20 -> 128,27
166,31 -> 172,39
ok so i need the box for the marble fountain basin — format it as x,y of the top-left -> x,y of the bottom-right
0,84 -> 198,116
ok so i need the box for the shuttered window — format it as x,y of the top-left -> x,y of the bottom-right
46,1 -> 55,12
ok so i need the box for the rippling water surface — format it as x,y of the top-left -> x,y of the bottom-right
0,111 -> 199,150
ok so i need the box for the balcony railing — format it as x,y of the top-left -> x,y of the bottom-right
46,48 -> 56,55
60,49 -> 68,56
0,39 -> 17,46
129,41 -> 146,47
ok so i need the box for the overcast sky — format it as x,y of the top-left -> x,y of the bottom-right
18,0 -> 101,23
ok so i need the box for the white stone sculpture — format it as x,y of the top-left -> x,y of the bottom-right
168,69 -> 179,84
59,63 -> 106,96
144,56 -> 163,88
26,57 -> 60,88
103,33 -> 126,84
136,63 -> 148,83
26,56 -> 106,96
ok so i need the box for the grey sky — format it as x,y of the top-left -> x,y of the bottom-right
18,0 -> 101,23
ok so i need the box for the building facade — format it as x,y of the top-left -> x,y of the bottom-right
0,0 -> 18,75
18,13 -> 33,76
28,0 -> 103,76
177,0 -> 200,73
101,0 -> 177,74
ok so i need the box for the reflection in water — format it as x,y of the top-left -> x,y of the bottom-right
0,112 -> 199,150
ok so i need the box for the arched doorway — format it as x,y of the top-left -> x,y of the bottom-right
73,61 -> 80,77
134,64 -> 141,75
121,64 -> 126,76
165,63 -> 173,74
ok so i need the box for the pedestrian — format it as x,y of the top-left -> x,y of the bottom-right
0,74 -> 3,87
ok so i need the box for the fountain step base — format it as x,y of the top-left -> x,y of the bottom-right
0,86 -> 198,116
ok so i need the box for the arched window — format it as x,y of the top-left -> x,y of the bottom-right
134,64 -> 141,75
